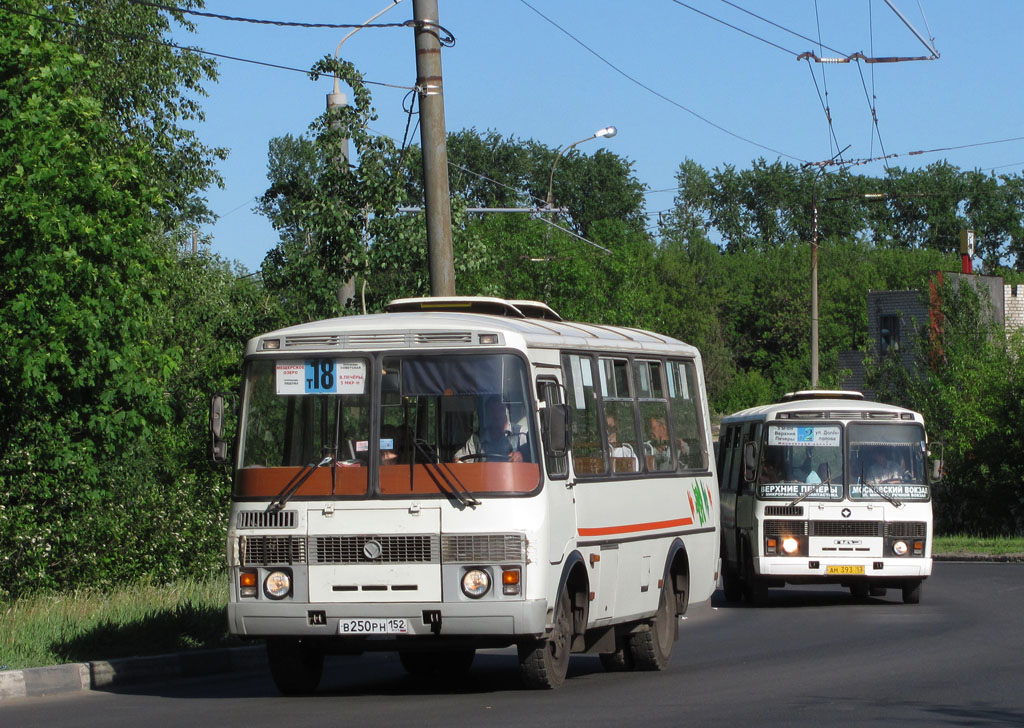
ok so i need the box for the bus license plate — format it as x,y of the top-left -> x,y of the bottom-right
826,565 -> 865,575
338,618 -> 409,635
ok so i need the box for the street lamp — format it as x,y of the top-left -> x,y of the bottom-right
326,0 -> 406,163
545,126 -> 617,208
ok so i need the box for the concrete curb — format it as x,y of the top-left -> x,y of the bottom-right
0,645 -> 266,701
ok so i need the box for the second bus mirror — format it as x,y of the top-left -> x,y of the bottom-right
542,403 -> 571,457
928,442 -> 944,483
210,394 -> 228,463
742,441 -> 757,483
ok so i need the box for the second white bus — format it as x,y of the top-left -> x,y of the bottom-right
717,390 -> 940,605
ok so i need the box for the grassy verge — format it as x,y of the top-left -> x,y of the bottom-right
933,534 -> 1024,557
0,574 -> 239,671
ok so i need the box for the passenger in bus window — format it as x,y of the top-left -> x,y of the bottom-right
454,396 -> 528,463
644,416 -> 673,471
606,414 -> 639,472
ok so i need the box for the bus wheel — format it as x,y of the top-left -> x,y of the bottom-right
629,578 -> 677,671
902,580 -> 923,604
399,648 -> 475,678
743,545 -> 768,607
519,589 -> 573,689
598,639 -> 635,672
722,564 -> 743,603
266,638 -> 324,696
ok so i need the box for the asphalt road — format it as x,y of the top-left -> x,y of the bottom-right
3,562 -> 1023,727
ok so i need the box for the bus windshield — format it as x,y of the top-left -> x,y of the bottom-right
848,423 -> 929,501
756,424 -> 844,501
235,353 -> 540,499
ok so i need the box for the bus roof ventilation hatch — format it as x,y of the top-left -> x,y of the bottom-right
384,297 -> 563,321
779,390 -> 865,403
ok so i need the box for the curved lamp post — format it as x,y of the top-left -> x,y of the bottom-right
545,126 -> 617,208
327,0 -> 406,162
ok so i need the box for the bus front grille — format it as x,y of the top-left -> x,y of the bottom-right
313,535 -> 439,564
810,521 -> 882,537
236,510 -> 296,529
884,521 -> 928,538
763,520 -> 808,537
240,535 -> 307,565
441,534 -> 525,562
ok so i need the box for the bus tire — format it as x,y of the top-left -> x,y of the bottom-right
742,542 -> 768,607
266,638 -> 324,696
399,648 -> 475,678
518,589 -> 573,689
902,580 -> 923,604
722,563 -> 743,602
629,578 -> 677,671
599,638 -> 635,672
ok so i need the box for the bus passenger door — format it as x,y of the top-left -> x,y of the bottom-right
718,425 -> 740,567
734,423 -> 760,546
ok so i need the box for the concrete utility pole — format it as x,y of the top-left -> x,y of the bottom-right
412,0 -> 455,296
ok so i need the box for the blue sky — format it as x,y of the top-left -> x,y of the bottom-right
171,1 -> 1024,272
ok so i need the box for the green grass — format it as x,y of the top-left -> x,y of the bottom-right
933,534 -> 1024,556
0,574 -> 239,671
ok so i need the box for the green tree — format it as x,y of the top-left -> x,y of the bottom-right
258,58 -> 412,321
868,280 -> 1024,535
0,1 -> 223,597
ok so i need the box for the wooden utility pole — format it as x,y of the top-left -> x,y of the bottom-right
412,0 -> 455,296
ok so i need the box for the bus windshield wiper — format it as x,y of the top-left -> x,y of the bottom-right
412,438 -> 479,509
268,455 -> 333,513
788,478 -> 830,508
857,463 -> 903,507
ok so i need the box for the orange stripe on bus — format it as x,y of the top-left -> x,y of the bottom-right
578,517 -> 694,537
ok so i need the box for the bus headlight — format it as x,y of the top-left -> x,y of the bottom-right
461,568 -> 491,598
782,537 -> 800,555
892,540 -> 909,556
264,570 -> 292,599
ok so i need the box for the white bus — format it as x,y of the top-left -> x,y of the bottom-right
210,297 -> 720,694
717,391 -> 941,606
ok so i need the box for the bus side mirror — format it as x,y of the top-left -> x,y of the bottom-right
928,442 -> 944,483
742,441 -> 757,483
542,403 -> 571,458
210,394 -> 228,463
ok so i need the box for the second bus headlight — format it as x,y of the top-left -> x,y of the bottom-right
782,537 -> 800,555
461,568 -> 491,598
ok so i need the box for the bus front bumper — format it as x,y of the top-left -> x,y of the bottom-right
757,557 -> 932,581
228,598 -> 549,639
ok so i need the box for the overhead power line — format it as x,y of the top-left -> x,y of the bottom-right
518,0 -> 804,163
807,135 -> 1024,170
123,0 -> 456,45
2,3 -> 416,90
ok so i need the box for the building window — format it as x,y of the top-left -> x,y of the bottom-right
879,314 -> 900,356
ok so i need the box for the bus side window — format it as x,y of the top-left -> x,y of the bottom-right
561,353 -> 606,477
